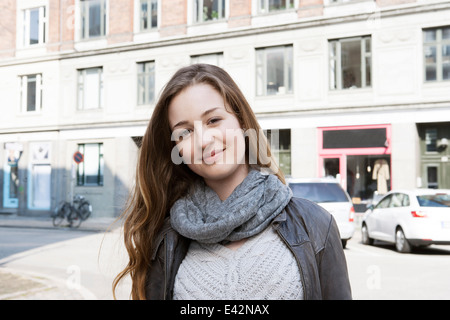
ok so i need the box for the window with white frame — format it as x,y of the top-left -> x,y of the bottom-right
80,0 -> 107,39
77,143 -> 104,186
424,26 -> 450,82
256,45 -> 293,96
19,74 -> 43,113
137,61 -> 155,105
77,67 -> 104,110
139,0 -> 158,31
258,0 -> 294,13
329,0 -> 360,3
194,0 -> 225,23
264,129 -> 291,176
329,36 -> 371,90
22,6 -> 47,46
191,52 -> 224,67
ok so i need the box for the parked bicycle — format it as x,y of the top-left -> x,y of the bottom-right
52,195 -> 92,228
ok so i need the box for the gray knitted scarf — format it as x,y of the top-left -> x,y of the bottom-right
170,169 -> 292,244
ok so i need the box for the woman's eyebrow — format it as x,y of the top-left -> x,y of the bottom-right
171,107 -> 222,130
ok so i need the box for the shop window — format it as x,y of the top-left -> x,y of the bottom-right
139,0 -> 158,31
19,74 -> 43,113
137,61 -> 155,105
329,36 -> 371,90
427,166 -> 438,189
80,0 -> 107,39
194,0 -> 225,23
77,143 -> 104,186
423,26 -> 450,82
264,129 -> 291,176
256,45 -> 293,96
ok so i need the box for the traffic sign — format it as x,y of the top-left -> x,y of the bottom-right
73,151 -> 84,164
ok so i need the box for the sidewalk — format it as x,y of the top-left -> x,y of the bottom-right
0,214 -> 129,300
0,214 -> 121,233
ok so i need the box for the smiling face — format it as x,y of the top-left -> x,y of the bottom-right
168,83 -> 248,187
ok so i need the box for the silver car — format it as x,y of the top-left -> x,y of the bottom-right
287,178 -> 355,248
361,189 -> 450,253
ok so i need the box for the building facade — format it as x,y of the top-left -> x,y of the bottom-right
1,0 -> 449,217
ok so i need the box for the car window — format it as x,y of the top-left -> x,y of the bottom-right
417,194 -> 450,207
401,194 -> 410,207
390,193 -> 402,208
289,183 -> 349,203
375,194 -> 392,209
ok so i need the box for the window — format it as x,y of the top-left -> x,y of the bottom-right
194,0 -> 225,23
256,45 -> 293,96
139,0 -> 158,31
23,7 -> 47,46
423,26 -> 450,82
191,52 -> 224,67
427,166 -> 438,189
375,194 -> 392,209
80,0 -> 107,39
19,74 -> 42,113
77,143 -> 104,186
330,0 -> 359,3
264,129 -> 291,175
137,61 -> 155,105
258,0 -> 294,13
329,36 -> 371,90
77,67 -> 103,110
425,128 -> 438,152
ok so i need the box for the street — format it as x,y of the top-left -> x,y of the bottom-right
0,226 -> 131,300
1,225 -> 450,300
345,229 -> 450,299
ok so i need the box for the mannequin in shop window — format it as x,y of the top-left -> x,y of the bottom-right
372,159 -> 390,194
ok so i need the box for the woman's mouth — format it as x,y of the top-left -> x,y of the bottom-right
203,148 -> 225,164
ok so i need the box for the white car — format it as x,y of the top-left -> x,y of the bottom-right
287,178 -> 355,248
361,189 -> 450,253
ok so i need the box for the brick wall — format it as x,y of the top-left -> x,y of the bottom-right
229,0 -> 252,28
298,0 -> 324,18
376,0 -> 416,7
0,0 -> 16,58
160,0 -> 187,37
108,0 -> 134,44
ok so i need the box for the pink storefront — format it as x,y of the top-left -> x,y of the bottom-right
318,124 -> 392,210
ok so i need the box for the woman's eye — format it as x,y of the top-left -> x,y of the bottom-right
207,117 -> 221,125
173,129 -> 192,141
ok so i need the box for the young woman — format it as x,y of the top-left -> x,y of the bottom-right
113,64 -> 352,300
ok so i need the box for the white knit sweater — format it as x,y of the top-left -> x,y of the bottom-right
173,226 -> 304,300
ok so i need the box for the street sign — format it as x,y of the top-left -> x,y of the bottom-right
73,151 -> 84,164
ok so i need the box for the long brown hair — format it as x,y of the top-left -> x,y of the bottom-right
113,64 -> 285,299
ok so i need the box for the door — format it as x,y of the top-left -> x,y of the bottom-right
369,194 -> 393,241
28,142 -> 52,210
320,155 -> 347,190
28,164 -> 51,210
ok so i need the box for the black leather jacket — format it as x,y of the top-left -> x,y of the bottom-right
146,197 -> 352,300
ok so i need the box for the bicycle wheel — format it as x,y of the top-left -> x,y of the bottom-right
78,201 -> 92,221
53,202 -> 69,227
68,209 -> 82,228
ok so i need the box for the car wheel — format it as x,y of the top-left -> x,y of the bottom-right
341,239 -> 347,249
361,223 -> 373,245
395,228 -> 411,253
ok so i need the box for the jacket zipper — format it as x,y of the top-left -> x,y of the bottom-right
274,226 -> 308,300
163,234 -> 168,300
